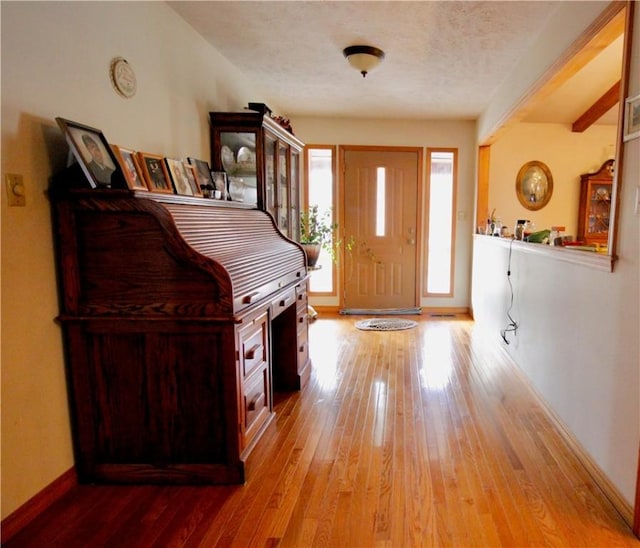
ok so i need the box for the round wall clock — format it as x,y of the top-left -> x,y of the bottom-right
110,57 -> 137,99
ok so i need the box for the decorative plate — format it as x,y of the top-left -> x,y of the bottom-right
110,57 -> 137,99
236,146 -> 256,173
236,146 -> 255,164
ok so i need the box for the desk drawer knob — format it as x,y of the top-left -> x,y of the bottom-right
245,344 -> 263,360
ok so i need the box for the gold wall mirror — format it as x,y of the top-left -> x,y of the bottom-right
515,160 -> 553,210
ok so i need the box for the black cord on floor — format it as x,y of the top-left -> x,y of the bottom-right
501,238 -> 519,344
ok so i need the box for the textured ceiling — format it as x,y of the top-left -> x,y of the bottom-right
168,1 -> 620,125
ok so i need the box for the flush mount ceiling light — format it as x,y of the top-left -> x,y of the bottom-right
343,45 -> 385,78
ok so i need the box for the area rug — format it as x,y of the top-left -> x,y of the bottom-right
355,318 -> 418,331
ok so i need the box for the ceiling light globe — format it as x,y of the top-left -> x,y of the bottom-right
343,45 -> 385,78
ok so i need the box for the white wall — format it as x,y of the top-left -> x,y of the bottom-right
0,1 -> 270,519
472,5 -> 640,507
292,116 -> 477,309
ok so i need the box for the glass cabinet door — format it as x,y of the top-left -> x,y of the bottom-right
218,131 -> 258,206
577,159 -> 613,245
264,134 -> 276,219
586,181 -> 611,240
290,151 -> 300,241
277,142 -> 289,236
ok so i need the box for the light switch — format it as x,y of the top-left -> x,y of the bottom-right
5,173 -> 26,206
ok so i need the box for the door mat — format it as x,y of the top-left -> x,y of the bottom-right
355,318 -> 418,331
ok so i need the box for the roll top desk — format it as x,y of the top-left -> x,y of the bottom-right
50,188 -> 310,484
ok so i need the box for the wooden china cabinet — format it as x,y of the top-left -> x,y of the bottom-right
209,111 -> 304,240
577,159 -> 614,244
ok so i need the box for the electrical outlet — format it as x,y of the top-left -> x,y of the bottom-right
5,173 -> 26,206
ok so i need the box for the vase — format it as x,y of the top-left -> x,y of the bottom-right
300,243 -> 322,267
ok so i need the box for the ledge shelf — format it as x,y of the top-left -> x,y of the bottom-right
474,234 -> 615,272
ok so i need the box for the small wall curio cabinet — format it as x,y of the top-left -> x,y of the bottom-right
577,159 -> 614,244
209,111 -> 304,240
50,186 -> 310,485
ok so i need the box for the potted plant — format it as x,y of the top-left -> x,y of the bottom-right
299,205 -> 337,267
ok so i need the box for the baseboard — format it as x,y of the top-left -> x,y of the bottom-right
340,307 -> 422,315
309,305 -> 471,317
1,466 -> 77,543
495,341 -> 634,527
308,305 -> 340,314
423,307 -> 470,317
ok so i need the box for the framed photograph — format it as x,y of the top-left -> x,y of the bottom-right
515,160 -> 553,211
183,162 -> 203,197
110,145 -> 147,191
55,117 -> 125,188
187,157 -> 215,193
164,158 -> 194,196
212,171 -> 228,200
623,93 -> 640,142
136,152 -> 173,194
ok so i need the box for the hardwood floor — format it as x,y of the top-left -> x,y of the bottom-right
5,314 -> 638,547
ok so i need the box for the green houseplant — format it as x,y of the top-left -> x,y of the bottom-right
299,205 -> 337,267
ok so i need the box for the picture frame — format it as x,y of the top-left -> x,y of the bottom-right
183,162 -> 203,197
212,171 -> 228,200
136,152 -> 173,194
55,117 -> 125,189
187,157 -> 216,196
623,93 -> 640,142
164,157 -> 194,196
110,144 -> 148,191
515,160 -> 553,211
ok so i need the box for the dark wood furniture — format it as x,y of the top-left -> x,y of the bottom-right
50,188 -> 310,484
209,111 -> 304,240
577,159 -> 614,244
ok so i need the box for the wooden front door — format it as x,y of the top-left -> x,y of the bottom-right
342,148 -> 420,311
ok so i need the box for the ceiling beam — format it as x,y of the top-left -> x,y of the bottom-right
571,80 -> 621,132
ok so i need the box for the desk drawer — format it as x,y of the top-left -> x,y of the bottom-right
296,309 -> 308,334
238,313 -> 268,380
243,365 -> 271,448
296,281 -> 308,309
270,288 -> 296,319
297,330 -> 309,374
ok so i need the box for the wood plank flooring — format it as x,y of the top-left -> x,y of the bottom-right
5,314 -> 638,547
